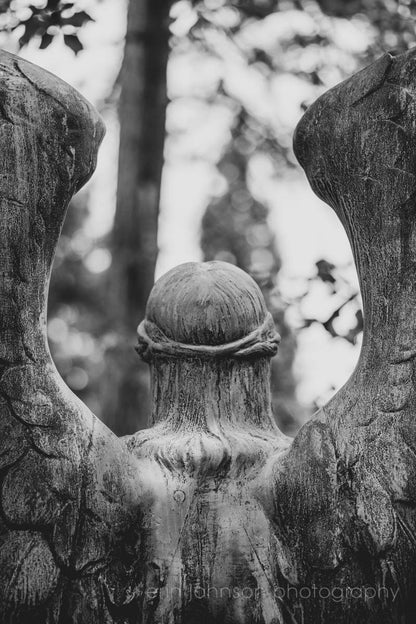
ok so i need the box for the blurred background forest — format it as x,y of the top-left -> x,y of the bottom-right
0,0 -> 415,435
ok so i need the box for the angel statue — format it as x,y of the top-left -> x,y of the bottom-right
1,45 -> 416,624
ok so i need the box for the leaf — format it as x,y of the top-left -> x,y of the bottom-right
315,258 -> 336,284
39,32 -> 54,49
63,34 -> 83,54
49,9 -> 63,26
61,10 -> 93,28
344,309 -> 364,344
18,15 -> 45,48
248,48 -> 273,68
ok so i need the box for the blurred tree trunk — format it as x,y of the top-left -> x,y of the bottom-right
101,0 -> 171,435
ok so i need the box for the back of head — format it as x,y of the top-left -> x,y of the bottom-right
145,261 -> 269,347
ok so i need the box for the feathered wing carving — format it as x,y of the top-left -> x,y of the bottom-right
259,49 -> 416,622
0,50 -> 145,624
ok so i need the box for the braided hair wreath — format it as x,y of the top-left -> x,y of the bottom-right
136,312 -> 280,362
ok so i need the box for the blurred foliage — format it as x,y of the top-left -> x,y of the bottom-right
289,259 -> 363,344
47,192 -> 113,418
1,0 -> 93,52
170,0 -> 416,423
3,0 -> 416,430
201,110 -> 299,430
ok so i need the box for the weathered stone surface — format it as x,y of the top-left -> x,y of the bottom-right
0,50 -> 145,624
129,261 -> 289,623
257,47 -> 416,623
3,44 -> 416,623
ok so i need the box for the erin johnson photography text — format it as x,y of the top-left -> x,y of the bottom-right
144,584 -> 400,603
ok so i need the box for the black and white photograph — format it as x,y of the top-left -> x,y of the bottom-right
0,0 -> 414,622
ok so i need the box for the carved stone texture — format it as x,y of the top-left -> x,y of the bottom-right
0,50 -> 145,624
0,48 -> 292,624
257,48 -> 416,623
3,43 -> 416,624
128,261 -> 289,623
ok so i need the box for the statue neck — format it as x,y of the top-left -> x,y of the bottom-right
127,356 -> 287,477
150,357 -> 280,433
